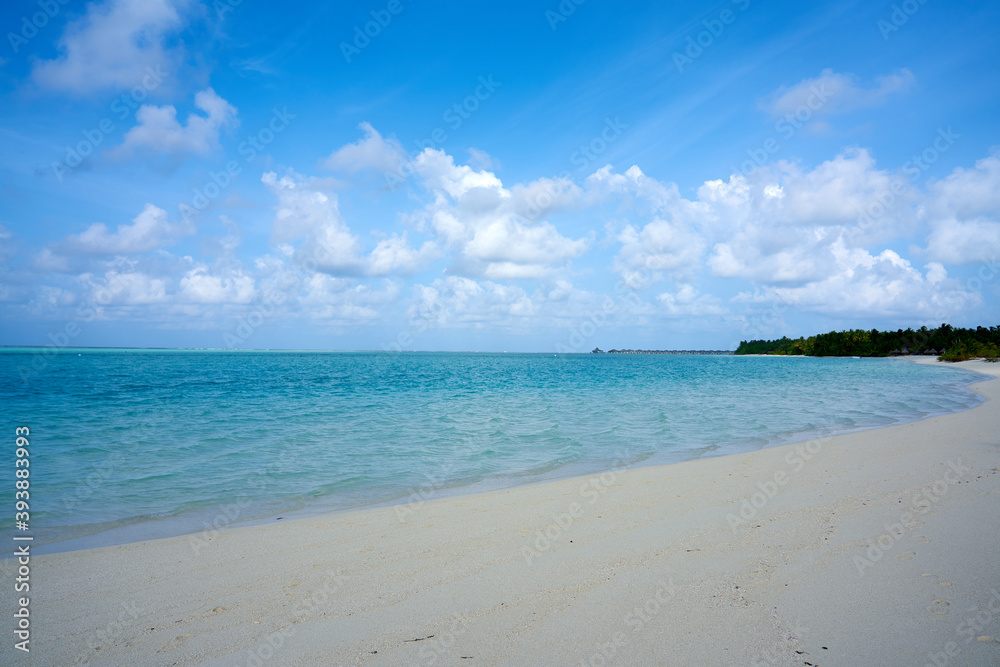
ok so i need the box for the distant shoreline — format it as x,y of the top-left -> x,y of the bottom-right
25,358 -> 1000,665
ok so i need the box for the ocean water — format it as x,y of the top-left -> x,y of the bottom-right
0,349 -> 988,553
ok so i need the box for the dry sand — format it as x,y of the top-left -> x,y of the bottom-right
5,358 -> 1000,666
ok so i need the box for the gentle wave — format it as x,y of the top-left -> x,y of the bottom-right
0,349 -> 987,552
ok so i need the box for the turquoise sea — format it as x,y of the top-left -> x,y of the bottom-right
0,349 -> 988,553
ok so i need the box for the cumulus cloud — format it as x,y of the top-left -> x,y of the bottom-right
923,151 -> 1000,264
262,171 -> 366,275
588,165 -> 710,288
369,235 -> 437,276
407,148 -> 589,278
19,124 -> 1000,339
762,68 -> 916,118
324,122 -> 406,174
615,219 -> 705,289
62,204 -> 192,254
413,148 -> 505,200
32,0 -> 186,95
733,246 -> 978,318
113,89 -> 238,158
657,284 -> 726,317
81,269 -> 169,305
262,171 -> 435,277
178,267 -> 255,304
409,276 -> 538,327
704,151 -> 918,284
299,274 -> 400,323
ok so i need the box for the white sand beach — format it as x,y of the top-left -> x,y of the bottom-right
10,358 -> 1000,666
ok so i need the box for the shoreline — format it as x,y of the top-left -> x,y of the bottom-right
8,358 -> 1000,665
19,356 -> 990,558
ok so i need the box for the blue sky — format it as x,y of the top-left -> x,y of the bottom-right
1,0 -> 998,351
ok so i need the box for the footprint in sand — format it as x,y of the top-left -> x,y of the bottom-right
977,636 -> 998,643
928,600 -> 950,615
939,582 -> 952,587
897,551 -> 916,561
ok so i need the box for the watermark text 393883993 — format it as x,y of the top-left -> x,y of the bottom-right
13,426 -> 33,653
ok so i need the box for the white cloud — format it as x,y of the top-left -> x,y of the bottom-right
368,235 -> 437,276
762,68 -> 916,118
32,0 -> 186,95
461,218 -> 589,279
923,151 -> 1000,264
324,122 -> 406,173
262,171 -> 366,275
704,151 -> 917,284
589,164 -> 712,288
82,270 -> 169,305
615,218 -> 705,289
409,276 -> 538,327
32,248 -> 71,272
467,148 -> 496,171
925,219 -> 1000,266
262,170 -> 436,277
178,267 -> 255,304
62,204 -> 191,254
733,247 -> 979,318
777,149 -> 905,226
113,89 -> 238,158
657,284 -> 726,317
408,148 -> 589,278
413,148 -> 505,200
299,274 -> 400,323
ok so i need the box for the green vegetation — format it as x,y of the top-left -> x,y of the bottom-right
736,324 -> 1000,362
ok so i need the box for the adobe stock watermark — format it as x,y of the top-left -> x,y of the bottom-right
554,262 -> 647,353
394,443 -> 477,522
412,614 -> 471,665
579,578 -> 678,666
570,116 -> 627,171
545,0 -> 587,31
71,602 -> 144,666
213,0 -> 245,21
733,80 -> 837,177
727,288 -> 796,352
51,66 -> 169,182
514,115 -> 628,227
673,0 -> 752,73
340,0 -> 412,64
7,0 -> 72,56
853,458 -> 969,576
878,0 -> 930,41
222,274 -> 297,349
180,106 -> 295,222
62,427 -> 146,511
384,75 -> 501,187
17,272 -> 129,384
751,621 -> 812,667
725,435 -> 830,531
922,587 -> 1000,667
382,276 -> 463,352
955,589 -> 1000,647
851,126 -> 959,241
237,568 -> 347,667
516,116 -> 630,218
188,464 -> 282,555
520,450 -> 630,566
224,231 -> 363,349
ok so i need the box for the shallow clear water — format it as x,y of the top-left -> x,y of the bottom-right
0,349 -> 988,552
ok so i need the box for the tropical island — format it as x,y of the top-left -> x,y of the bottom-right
591,348 -> 733,354
735,324 -> 1000,362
